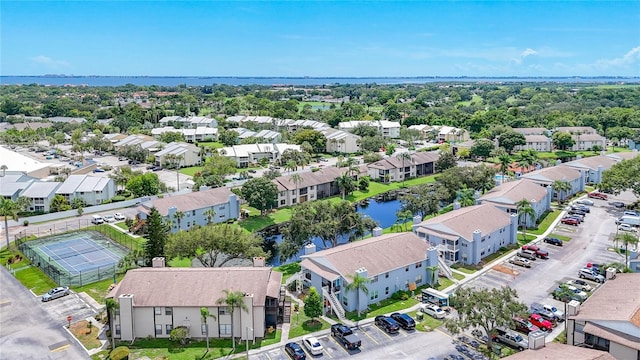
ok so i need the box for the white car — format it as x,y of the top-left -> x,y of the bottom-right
618,224 -> 636,232
114,213 -> 126,221
567,279 -> 593,292
302,335 -> 323,355
420,303 -> 446,319
566,285 -> 588,300
576,199 -> 594,206
103,214 -> 115,223
542,304 -> 565,321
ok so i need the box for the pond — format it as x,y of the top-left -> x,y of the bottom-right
262,198 -> 403,266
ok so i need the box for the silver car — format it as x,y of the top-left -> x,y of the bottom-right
42,286 -> 70,302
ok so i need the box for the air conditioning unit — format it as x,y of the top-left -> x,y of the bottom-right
606,267 -> 617,280
528,330 -> 546,349
567,300 -> 581,316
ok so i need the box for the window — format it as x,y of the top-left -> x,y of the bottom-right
155,324 -> 162,335
370,275 -> 378,283
405,267 -> 409,272
166,324 -> 173,334
219,307 -> 228,315
415,262 -> 422,269
192,210 -> 196,216
385,286 -> 389,295
280,200 -> 286,205
201,323 -> 208,335
309,186 -> 314,190
115,324 -> 121,335
219,324 -> 232,336
385,272 -> 389,278
481,237 -> 486,242
369,290 -> 379,300
342,296 -> 348,307
165,307 -> 173,316
154,307 -> 162,315
416,275 -> 423,284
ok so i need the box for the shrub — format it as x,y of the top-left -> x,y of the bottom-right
287,280 -> 298,292
170,326 -> 190,345
23,220 -> 29,226
112,195 -> 126,202
109,346 -> 130,360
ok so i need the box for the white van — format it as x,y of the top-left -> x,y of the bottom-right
91,215 -> 104,224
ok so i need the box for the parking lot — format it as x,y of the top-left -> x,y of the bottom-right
39,291 -> 99,327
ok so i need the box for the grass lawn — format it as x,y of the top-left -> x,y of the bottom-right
457,94 -> 483,107
452,272 -> 465,281
73,275 -> 124,304
237,208 -> 293,232
451,264 -> 478,274
345,295 -> 419,322
114,222 -> 128,231
332,175 -> 437,204
288,308 -> 331,338
549,233 -> 572,242
0,246 -> 30,270
197,142 -> 224,149
481,245 -> 518,265
435,278 -> 454,291
168,257 -> 192,267
407,310 -> 443,332
529,210 -> 562,235
125,330 -> 281,360
517,233 -> 537,245
274,262 -> 301,283
14,266 -> 58,295
179,166 -> 203,176
88,224 -> 145,251
69,320 -> 102,350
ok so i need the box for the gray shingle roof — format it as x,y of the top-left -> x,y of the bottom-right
140,187 -> 235,216
480,179 -> 548,205
414,204 -> 512,241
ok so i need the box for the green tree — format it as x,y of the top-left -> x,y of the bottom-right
358,176 -> 370,191
497,131 -> 526,154
435,150 -> 457,172
303,287 -> 323,322
105,298 -> 120,350
50,194 -> 71,212
516,199 -> 535,241
204,208 -> 216,225
240,177 -> 278,216
470,139 -> 496,159
291,129 -> 326,154
444,286 -> 527,350
601,156 -> 640,197
165,224 -> 266,267
200,307 -> 217,351
614,232 -> 639,268
126,173 -> 161,198
395,209 -> 413,231
0,197 -> 20,248
144,207 -> 169,265
345,272 -> 370,317
456,186 -> 476,207
396,152 -> 412,188
551,180 -> 572,202
163,153 -> 184,191
498,152 -> 512,176
336,172 -> 355,200
552,132 -> 575,150
159,131 -> 184,143
216,290 -> 249,350
172,210 -> 185,231
290,173 -> 303,204
219,129 -> 239,146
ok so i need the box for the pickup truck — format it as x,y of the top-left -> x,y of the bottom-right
492,328 -> 528,351
331,324 -> 362,350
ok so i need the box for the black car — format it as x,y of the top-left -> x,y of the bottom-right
284,342 -> 306,360
374,315 -> 400,334
572,205 -> 590,213
390,312 -> 416,330
568,209 -> 587,216
544,237 -> 563,246
610,201 -> 625,209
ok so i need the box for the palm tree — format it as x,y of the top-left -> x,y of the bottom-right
345,273 -> 370,317
0,198 -> 20,248
396,152 -> 412,188
164,153 -> 184,191
456,186 -> 476,207
498,153 -> 511,176
61,167 -> 72,179
105,298 -> 120,350
426,265 -> 439,286
200,307 -> 217,352
614,232 -> 639,267
290,173 -> 303,204
551,180 -> 572,203
216,290 -> 249,350
516,199 -> 535,242
173,211 -> 185,231
336,172 -> 354,200
204,208 -> 216,225
285,160 -> 297,174
395,209 -> 413,231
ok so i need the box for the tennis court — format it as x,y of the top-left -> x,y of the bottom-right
17,231 -> 129,286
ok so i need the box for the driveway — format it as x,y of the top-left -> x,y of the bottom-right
0,268 -> 89,360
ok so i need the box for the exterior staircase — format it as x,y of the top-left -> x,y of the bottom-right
322,287 -> 346,321
436,247 -> 455,280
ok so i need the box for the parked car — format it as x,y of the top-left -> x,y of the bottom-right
618,224 -> 636,232
529,306 -> 558,324
624,210 -> 640,217
578,268 -> 605,283
567,279 -> 593,292
561,217 -> 579,226
151,166 -> 163,171
517,250 -> 537,261
576,199 -> 594,206
572,205 -> 591,213
512,316 -> 540,334
92,168 -> 105,173
544,237 -> 563,246
390,312 -> 416,330
302,335 -> 323,356
565,285 -> 588,301
522,245 -> 548,259
492,328 -> 528,351
509,257 -> 532,268
103,215 -> 115,223
568,209 -> 587,216
374,315 -> 400,334
248,169 -> 257,174
114,213 -> 126,221
541,304 -> 565,321
330,324 -> 361,350
528,313 -> 554,331
610,201 -> 626,209
420,303 -> 446,319
284,342 -> 306,360
566,214 -> 584,222
588,192 -> 607,200
42,286 -> 70,302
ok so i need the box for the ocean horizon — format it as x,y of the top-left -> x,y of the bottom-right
1,75 -> 639,87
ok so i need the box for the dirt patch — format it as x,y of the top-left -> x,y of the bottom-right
492,264 -> 519,277
69,320 -> 102,350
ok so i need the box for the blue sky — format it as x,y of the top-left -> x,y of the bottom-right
2,1 -> 639,77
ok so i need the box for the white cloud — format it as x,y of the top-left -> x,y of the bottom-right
512,48 -> 538,64
29,55 -> 69,68
595,46 -> 640,67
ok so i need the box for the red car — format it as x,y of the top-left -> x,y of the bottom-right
561,217 -> 579,226
522,245 -> 549,259
512,316 -> 540,334
588,192 -> 607,200
528,313 -> 554,331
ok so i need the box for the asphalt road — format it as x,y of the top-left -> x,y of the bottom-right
0,267 -> 90,360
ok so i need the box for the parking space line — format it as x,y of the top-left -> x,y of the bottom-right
328,336 -> 351,355
50,344 -> 70,352
360,326 -> 381,344
322,348 -> 334,358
